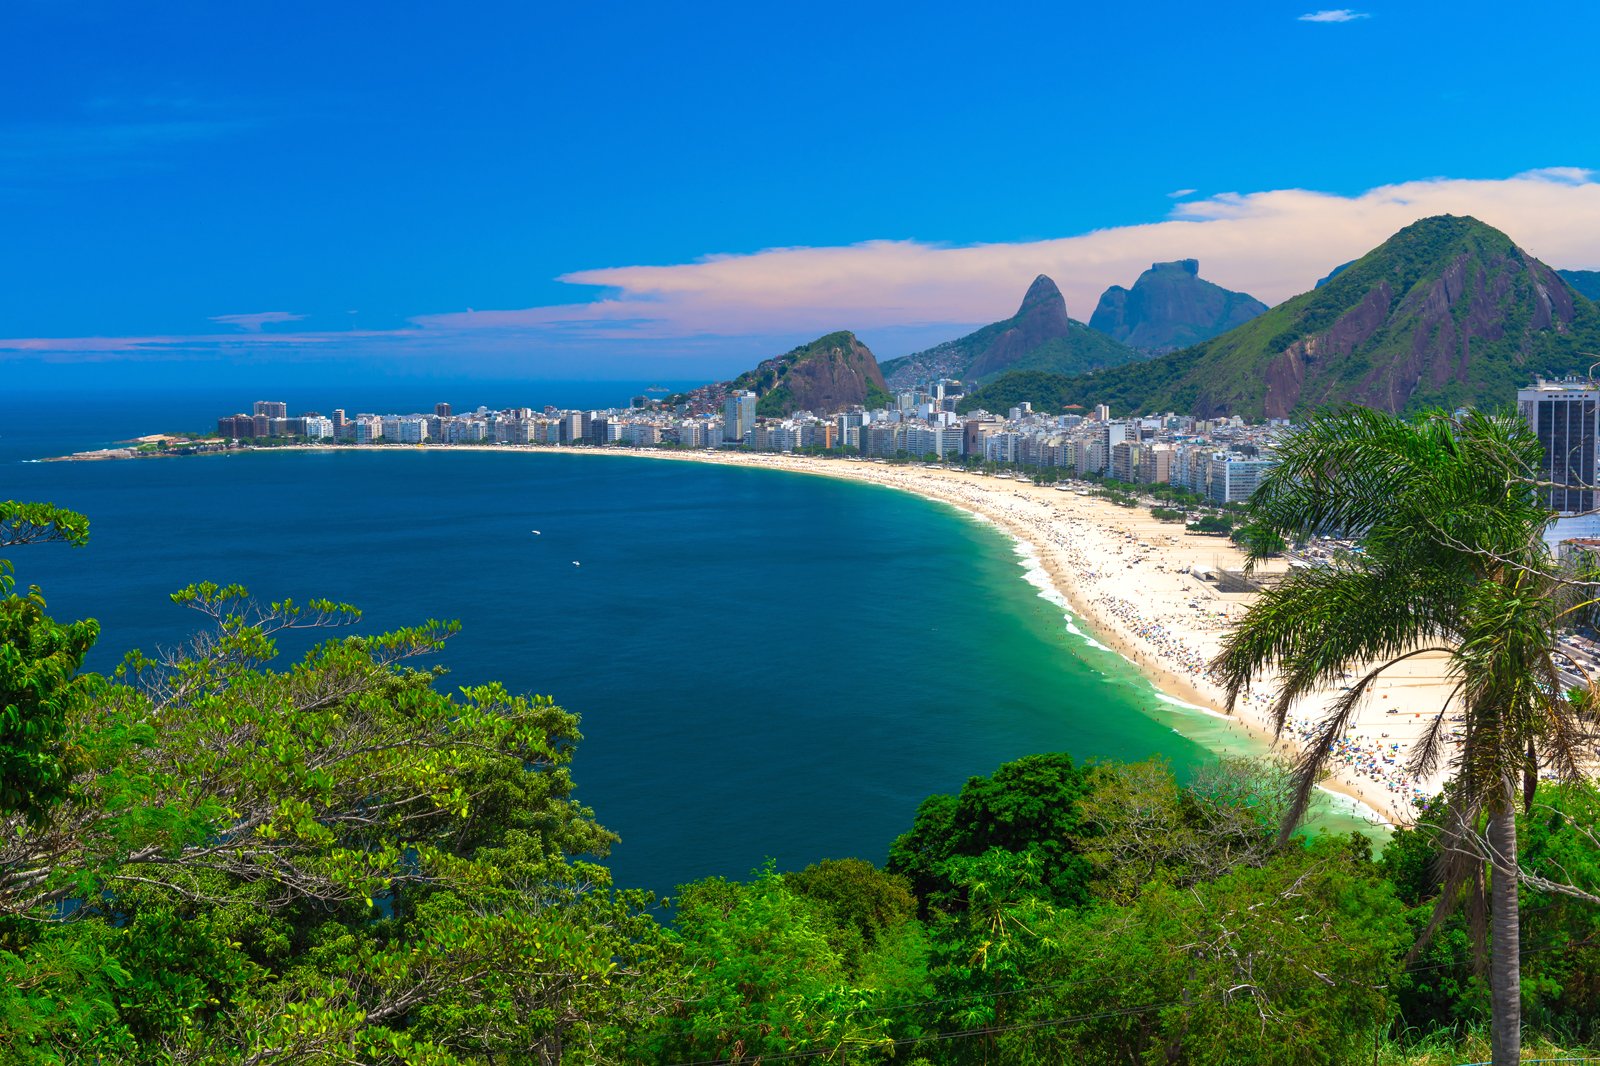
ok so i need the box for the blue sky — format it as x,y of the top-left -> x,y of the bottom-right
6,0 -> 1600,389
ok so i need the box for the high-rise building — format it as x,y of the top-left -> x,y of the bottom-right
216,414 -> 253,438
1207,454 -> 1276,505
1519,378 -> 1600,514
435,402 -> 452,418
1110,440 -> 1139,482
724,391 -> 757,443
253,400 -> 288,419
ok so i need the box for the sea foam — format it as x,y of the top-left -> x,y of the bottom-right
1010,539 -> 1112,652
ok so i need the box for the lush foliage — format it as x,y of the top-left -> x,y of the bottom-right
5,496 -> 1599,1064
1214,405 -> 1595,1065
0,501 -> 97,820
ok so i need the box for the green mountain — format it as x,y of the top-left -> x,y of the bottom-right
880,275 -> 1144,388
1088,259 -> 1267,351
727,330 -> 892,417
1559,269 -> 1600,301
992,216 -> 1599,420
955,371 -> 1089,415
1315,260 -> 1355,289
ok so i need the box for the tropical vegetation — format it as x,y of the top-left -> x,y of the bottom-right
3,492 -> 1599,1064
1214,406 -> 1600,1065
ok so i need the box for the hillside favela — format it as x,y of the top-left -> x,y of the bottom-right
7,6 -> 1600,1066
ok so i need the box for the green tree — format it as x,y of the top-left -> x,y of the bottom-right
887,753 -> 1097,913
0,582 -> 673,1062
923,848 -> 1060,1064
1076,757 -> 1299,905
1213,406 -> 1593,1065
784,858 -> 917,974
0,502 -> 96,821
1005,838 -> 1407,1066
652,864 -> 892,1063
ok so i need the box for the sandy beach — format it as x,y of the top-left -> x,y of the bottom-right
541,446 -> 1460,827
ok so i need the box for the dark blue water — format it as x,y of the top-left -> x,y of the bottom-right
1,387 -> 1248,895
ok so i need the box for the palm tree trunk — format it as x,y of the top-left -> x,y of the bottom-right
1487,797 -> 1521,1066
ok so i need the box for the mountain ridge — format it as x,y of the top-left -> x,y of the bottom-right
881,275 -> 1144,388
963,216 -> 1600,419
725,331 -> 892,417
1088,259 -> 1267,351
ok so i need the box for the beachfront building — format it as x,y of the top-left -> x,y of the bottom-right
963,418 -> 1003,457
1077,439 -> 1107,478
724,391 -> 757,443
1136,443 -> 1173,484
216,414 -> 253,438
352,416 -> 383,444
1206,453 -> 1275,505
624,424 -> 661,447
382,416 -> 429,444
1519,377 -> 1600,544
777,422 -> 808,452
904,424 -> 944,458
1110,440 -> 1138,482
303,415 -> 334,440
984,432 -> 1021,465
445,419 -> 487,443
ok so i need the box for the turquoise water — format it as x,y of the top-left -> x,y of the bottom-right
2,391 -> 1368,894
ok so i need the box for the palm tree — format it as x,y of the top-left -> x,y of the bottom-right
1212,406 -> 1596,1066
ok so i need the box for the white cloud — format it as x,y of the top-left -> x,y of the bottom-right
1167,188 -> 1198,198
11,169 -> 1600,368
410,168 -> 1600,349
209,311 -> 306,332
1299,9 -> 1370,21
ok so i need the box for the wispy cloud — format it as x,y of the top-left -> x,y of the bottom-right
8,169 -> 1600,371
210,311 -> 307,332
1167,188 -> 1198,198
1299,9 -> 1370,22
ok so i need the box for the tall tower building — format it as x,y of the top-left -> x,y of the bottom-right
253,400 -> 288,419
435,402 -> 452,418
724,390 -> 757,443
1518,378 -> 1600,515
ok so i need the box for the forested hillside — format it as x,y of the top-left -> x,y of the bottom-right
1023,216 -> 1600,419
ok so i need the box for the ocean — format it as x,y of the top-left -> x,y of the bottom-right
0,385 -> 1342,895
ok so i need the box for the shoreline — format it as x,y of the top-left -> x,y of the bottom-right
65,442 -> 1449,826
537,447 -> 1439,827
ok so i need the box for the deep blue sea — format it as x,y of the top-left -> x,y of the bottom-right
0,384 -> 1329,895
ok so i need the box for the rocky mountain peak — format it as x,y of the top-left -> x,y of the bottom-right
1088,259 -> 1266,352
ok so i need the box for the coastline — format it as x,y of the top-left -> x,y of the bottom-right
82,442 -> 1454,826
539,446 -> 1450,827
